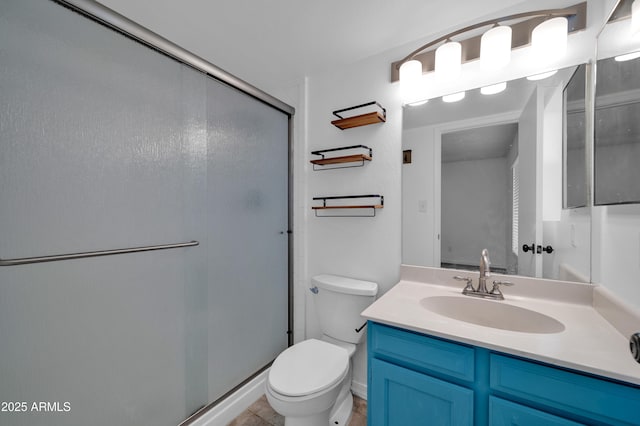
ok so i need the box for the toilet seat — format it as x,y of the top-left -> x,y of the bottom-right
268,339 -> 349,397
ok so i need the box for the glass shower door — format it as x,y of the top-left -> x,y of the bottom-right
0,1 -> 290,425
206,82 -> 289,403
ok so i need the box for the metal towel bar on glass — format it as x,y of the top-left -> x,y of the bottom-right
0,240 -> 199,266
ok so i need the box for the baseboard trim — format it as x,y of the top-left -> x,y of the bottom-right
189,370 -> 268,426
351,379 -> 367,401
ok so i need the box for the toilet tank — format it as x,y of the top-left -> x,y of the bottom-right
312,274 -> 378,344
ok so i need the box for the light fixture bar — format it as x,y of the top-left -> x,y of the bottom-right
390,2 -> 586,82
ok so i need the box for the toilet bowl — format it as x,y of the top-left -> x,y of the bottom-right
265,274 -> 378,426
266,339 -> 350,425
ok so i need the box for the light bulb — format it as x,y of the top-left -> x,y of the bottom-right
442,92 -> 465,103
435,41 -> 462,79
615,51 -> 640,61
480,25 -> 512,70
531,17 -> 568,62
399,60 -> 424,104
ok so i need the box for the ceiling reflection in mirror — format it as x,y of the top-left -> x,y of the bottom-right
402,66 -> 591,283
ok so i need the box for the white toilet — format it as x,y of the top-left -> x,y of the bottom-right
266,274 -> 378,426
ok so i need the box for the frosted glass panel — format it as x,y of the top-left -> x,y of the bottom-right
206,83 -> 289,401
0,1 -> 289,425
0,1 -> 204,254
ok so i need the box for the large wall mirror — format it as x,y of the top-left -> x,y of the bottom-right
402,65 -> 592,283
592,0 -> 640,307
400,0 -> 640,306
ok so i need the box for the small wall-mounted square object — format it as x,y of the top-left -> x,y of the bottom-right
403,150 -> 412,164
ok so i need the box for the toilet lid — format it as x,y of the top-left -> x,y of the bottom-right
269,339 -> 349,397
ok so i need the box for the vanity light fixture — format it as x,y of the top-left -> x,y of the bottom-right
480,82 -> 507,95
442,91 -> 466,103
526,70 -> 559,80
480,25 -> 512,70
531,17 -> 569,61
390,2 -> 586,104
614,50 -> 640,61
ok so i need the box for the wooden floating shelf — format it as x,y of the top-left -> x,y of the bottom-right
310,154 -> 372,166
312,194 -> 384,217
331,111 -> 386,130
310,145 -> 373,170
331,101 -> 386,130
312,204 -> 383,210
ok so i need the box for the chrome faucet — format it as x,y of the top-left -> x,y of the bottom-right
478,248 -> 491,294
453,248 -> 514,300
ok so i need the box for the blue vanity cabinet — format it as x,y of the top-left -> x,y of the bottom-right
367,322 -> 640,426
367,321 -> 480,426
369,358 -> 474,426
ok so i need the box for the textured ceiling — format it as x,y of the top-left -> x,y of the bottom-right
95,0 -> 527,93
442,123 -> 518,162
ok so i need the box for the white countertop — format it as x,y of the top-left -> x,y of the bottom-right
361,266 -> 640,386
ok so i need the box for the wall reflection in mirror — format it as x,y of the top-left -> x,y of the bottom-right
595,51 -> 640,205
564,64 -> 588,209
402,66 -> 591,283
591,0 -> 640,307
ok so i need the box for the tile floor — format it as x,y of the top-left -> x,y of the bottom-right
227,394 -> 367,426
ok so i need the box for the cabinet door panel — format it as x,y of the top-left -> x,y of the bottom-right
369,358 -> 473,426
490,354 -> 640,425
369,322 -> 475,382
490,397 -> 581,426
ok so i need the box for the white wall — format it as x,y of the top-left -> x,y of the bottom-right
593,205 -> 640,310
303,50 -> 403,393
544,208 -> 591,283
542,85 -> 563,222
402,126 -> 437,267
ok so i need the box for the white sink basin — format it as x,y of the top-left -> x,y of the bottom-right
420,296 -> 565,334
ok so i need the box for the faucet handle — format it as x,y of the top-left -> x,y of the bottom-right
453,275 -> 474,292
490,280 -> 514,298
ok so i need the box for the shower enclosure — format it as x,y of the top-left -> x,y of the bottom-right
0,1 -> 292,425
